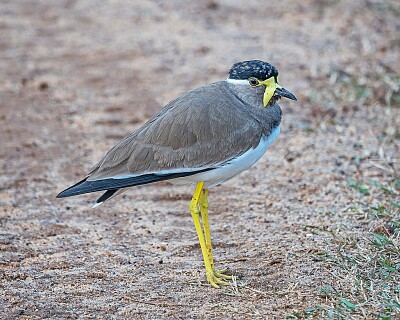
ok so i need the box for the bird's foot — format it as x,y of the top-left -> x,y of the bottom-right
206,268 -> 235,288
206,270 -> 230,288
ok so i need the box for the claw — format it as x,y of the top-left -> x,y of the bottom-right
215,269 -> 233,280
214,277 -> 229,286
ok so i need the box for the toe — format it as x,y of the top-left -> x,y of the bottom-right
207,275 -> 220,288
215,272 -> 232,280
214,268 -> 233,279
214,277 -> 229,286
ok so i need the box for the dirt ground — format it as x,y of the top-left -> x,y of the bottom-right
1,1 -> 399,319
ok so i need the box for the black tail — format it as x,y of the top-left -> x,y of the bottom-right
95,189 -> 119,205
56,168 -> 212,198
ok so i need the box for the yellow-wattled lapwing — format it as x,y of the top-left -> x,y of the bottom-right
57,60 -> 297,288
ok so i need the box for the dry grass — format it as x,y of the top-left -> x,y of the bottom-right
287,178 -> 400,319
285,42 -> 400,317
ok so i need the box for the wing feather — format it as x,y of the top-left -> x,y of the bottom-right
88,81 -> 272,181
57,168 -> 212,198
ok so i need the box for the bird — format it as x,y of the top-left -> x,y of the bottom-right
57,60 -> 297,288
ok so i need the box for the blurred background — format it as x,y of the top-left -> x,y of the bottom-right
1,1 -> 399,318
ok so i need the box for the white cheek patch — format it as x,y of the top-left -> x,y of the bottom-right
226,78 -> 251,85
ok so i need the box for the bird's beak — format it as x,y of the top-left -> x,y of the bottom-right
275,86 -> 297,101
260,77 -> 297,107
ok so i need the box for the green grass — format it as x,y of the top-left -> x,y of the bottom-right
348,179 -> 370,196
290,178 -> 400,319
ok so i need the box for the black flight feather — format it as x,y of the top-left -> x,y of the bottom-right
56,168 -> 212,198
95,189 -> 119,204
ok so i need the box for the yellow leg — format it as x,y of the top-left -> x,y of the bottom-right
199,189 -> 232,280
190,182 -> 229,288
199,189 -> 213,269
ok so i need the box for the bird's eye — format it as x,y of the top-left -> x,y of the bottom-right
248,77 -> 259,87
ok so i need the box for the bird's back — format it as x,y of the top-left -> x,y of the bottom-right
88,81 -> 282,181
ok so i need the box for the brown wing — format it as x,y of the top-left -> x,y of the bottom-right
88,81 -> 271,180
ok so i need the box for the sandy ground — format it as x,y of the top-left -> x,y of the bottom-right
0,1 -> 399,319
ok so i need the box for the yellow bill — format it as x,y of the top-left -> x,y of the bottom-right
259,77 -> 297,107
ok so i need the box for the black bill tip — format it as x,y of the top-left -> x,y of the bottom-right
276,87 -> 297,101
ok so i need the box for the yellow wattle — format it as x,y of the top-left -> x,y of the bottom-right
260,77 -> 279,107
263,86 -> 275,107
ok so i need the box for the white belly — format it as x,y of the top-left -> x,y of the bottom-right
172,125 -> 280,187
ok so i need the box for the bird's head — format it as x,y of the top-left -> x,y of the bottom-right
227,60 -> 297,107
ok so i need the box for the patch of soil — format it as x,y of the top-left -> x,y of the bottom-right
0,1 -> 398,318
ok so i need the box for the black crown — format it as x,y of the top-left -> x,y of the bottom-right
229,60 -> 278,81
